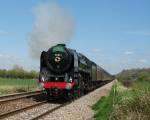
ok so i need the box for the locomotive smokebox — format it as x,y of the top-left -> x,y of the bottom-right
45,44 -> 73,74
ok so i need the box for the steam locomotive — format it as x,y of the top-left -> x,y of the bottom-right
39,44 -> 113,100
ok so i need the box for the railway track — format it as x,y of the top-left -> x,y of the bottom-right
0,81 -> 113,120
0,90 -> 45,104
31,81 -> 111,120
31,102 -> 70,120
30,81 -> 113,120
0,100 -> 69,120
0,101 -> 47,119
0,89 -> 70,120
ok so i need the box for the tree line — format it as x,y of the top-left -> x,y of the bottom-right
116,68 -> 150,82
0,65 -> 38,79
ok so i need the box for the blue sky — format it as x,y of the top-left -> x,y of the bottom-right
0,0 -> 150,74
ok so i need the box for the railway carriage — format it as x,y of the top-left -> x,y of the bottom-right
39,44 -> 113,100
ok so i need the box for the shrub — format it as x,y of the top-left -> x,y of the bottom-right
111,93 -> 150,120
0,67 -> 38,79
93,81 -> 150,120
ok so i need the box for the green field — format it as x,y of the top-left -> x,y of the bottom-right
0,78 -> 40,95
93,80 -> 150,120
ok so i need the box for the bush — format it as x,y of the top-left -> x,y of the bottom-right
93,81 -> 150,120
111,81 -> 150,120
117,68 -> 150,82
111,93 -> 150,120
0,66 -> 38,79
122,80 -> 133,88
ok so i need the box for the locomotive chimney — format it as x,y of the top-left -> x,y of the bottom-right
57,44 -> 66,46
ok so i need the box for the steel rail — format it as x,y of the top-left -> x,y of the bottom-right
0,90 -> 45,104
31,102 -> 70,120
0,90 -> 43,99
31,80 -> 113,120
0,101 -> 47,119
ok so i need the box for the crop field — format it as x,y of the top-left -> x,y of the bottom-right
0,78 -> 40,95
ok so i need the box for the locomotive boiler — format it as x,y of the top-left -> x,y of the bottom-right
39,44 -> 113,100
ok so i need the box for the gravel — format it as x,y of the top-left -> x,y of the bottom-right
4,103 -> 60,120
41,81 -> 115,120
0,94 -> 46,115
0,98 -> 38,115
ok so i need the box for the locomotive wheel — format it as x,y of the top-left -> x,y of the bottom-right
79,81 -> 85,96
46,89 -> 51,102
80,87 -> 84,96
71,86 -> 80,99
75,86 -> 84,98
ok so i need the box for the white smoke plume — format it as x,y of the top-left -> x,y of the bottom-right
28,2 -> 74,58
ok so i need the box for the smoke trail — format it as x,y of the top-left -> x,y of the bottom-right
28,2 -> 74,58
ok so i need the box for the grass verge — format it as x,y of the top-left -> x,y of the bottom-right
0,78 -> 39,95
92,81 -> 150,120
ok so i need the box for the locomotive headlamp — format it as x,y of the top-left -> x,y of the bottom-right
65,74 -> 69,82
65,83 -> 72,90
69,77 -> 72,82
40,68 -> 48,82
41,76 -> 45,82
41,75 -> 48,82
55,77 -> 58,81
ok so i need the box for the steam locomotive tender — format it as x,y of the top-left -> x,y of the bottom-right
39,44 -> 113,100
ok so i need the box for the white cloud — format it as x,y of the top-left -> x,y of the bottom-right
0,30 -> 15,36
138,59 -> 147,63
0,54 -> 22,68
126,31 -> 150,36
92,49 -> 101,52
120,60 -> 128,64
0,54 -> 39,71
0,54 -> 11,58
124,51 -> 134,55
0,30 -> 7,34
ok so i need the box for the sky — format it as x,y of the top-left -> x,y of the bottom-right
0,0 -> 150,74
